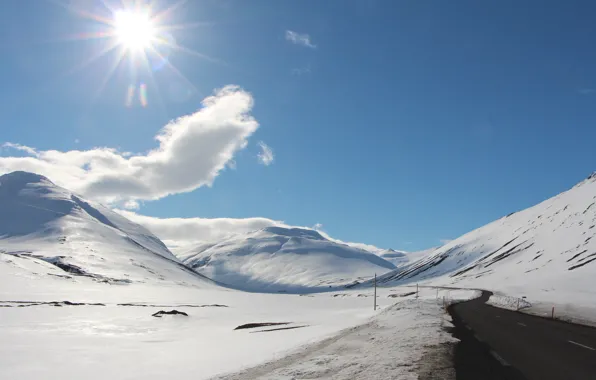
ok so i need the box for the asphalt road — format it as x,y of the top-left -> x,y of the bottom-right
449,291 -> 596,380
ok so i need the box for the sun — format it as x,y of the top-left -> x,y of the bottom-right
113,10 -> 156,52
59,1 -> 215,108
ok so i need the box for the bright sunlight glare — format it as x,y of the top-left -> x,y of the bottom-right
113,10 -> 156,51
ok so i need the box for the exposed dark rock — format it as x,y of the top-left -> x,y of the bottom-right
234,322 -> 290,330
152,309 -> 189,317
250,325 -> 308,333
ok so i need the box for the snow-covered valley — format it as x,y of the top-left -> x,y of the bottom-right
2,170 -> 596,378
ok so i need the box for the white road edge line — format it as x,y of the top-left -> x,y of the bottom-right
474,333 -> 483,342
568,340 -> 596,351
517,322 -> 527,327
465,325 -> 472,330
490,350 -> 510,366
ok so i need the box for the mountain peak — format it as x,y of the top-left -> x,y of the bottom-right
262,226 -> 325,241
0,171 -> 54,188
573,171 -> 596,188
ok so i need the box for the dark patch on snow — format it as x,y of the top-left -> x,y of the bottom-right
118,303 -> 227,308
451,265 -> 476,278
568,257 -> 596,271
250,325 -> 308,333
344,281 -> 360,289
234,322 -> 291,330
476,237 -> 519,264
576,252 -> 596,264
152,310 -> 188,317
567,250 -> 588,262
11,254 -> 132,284
0,300 -> 105,307
46,273 -> 73,279
388,291 -> 416,298
484,242 -> 533,268
583,203 -> 595,214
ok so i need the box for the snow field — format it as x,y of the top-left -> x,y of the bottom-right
0,286 -> 477,380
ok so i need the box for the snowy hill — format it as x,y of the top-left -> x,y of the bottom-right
178,226 -> 397,292
0,171 -> 213,288
368,172 -> 596,311
377,249 -> 409,266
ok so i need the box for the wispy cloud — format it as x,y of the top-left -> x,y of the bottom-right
2,142 -> 38,156
257,141 -> 274,166
579,88 -> 595,95
117,210 -> 398,256
285,30 -> 316,48
0,86 -> 259,205
123,200 -> 140,210
291,64 -> 312,76
114,209 -> 286,247
440,239 -> 452,244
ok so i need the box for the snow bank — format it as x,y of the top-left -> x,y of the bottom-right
487,294 -> 531,311
215,289 -> 477,380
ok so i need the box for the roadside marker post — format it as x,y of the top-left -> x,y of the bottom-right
373,273 -> 377,311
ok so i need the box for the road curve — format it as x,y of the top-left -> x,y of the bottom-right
449,291 -> 596,380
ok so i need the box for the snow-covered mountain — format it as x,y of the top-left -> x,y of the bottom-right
178,226 -> 397,292
0,171 -> 213,287
368,172 -> 596,308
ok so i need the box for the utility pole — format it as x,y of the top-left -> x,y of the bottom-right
416,283 -> 419,298
374,273 -> 377,311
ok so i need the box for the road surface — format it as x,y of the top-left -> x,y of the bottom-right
449,291 -> 596,380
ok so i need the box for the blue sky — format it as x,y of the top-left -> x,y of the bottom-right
1,0 -> 595,251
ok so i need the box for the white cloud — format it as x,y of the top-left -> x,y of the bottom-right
257,141 -> 274,166
0,86 -> 259,204
114,209 -> 286,246
2,142 -> 38,156
285,30 -> 316,48
115,210 -> 402,256
123,200 -> 140,210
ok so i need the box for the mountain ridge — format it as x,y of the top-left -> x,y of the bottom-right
0,171 -> 214,287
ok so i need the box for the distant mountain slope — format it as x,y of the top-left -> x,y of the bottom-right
367,173 -> 596,306
178,226 -> 397,292
0,171 -> 213,287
